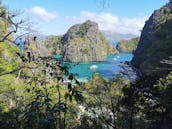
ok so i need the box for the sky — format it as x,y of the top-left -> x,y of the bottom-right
2,0 -> 169,36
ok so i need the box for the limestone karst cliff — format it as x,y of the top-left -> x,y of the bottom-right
61,20 -> 118,62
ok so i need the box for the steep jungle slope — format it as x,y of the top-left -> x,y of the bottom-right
132,0 -> 172,76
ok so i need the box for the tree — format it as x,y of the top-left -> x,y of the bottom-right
121,75 -> 160,129
74,74 -> 129,129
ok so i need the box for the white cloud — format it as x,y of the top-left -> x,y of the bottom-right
68,11 -> 148,35
28,6 -> 58,23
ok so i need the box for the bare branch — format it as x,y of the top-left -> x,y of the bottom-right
0,66 -> 24,76
0,65 -> 39,76
0,9 -> 28,44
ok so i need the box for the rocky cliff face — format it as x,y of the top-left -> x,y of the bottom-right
61,20 -> 118,62
132,0 -> 172,75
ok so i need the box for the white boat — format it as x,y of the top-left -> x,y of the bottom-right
113,58 -> 117,61
89,65 -> 98,69
63,79 -> 71,84
117,55 -> 120,58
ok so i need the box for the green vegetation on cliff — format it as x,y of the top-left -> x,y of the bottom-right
132,2 -> 172,74
132,1 -> 172,76
116,37 -> 139,53
44,35 -> 62,55
139,18 -> 172,75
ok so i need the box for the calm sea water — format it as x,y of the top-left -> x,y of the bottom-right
57,53 -> 133,81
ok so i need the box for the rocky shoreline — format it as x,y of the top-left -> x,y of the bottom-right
120,61 -> 142,82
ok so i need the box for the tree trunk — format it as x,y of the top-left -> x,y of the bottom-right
129,106 -> 133,129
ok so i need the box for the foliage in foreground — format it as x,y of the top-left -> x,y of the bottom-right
0,37 -> 172,129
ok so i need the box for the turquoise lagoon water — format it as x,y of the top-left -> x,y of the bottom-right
57,53 -> 133,81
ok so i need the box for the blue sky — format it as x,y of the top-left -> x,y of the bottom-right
2,0 -> 169,35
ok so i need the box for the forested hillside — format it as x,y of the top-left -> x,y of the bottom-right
116,37 -> 139,53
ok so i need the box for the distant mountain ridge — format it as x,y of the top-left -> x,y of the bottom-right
102,31 -> 137,43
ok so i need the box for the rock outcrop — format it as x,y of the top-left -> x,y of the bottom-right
132,0 -> 172,75
61,20 -> 118,62
116,37 -> 139,53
